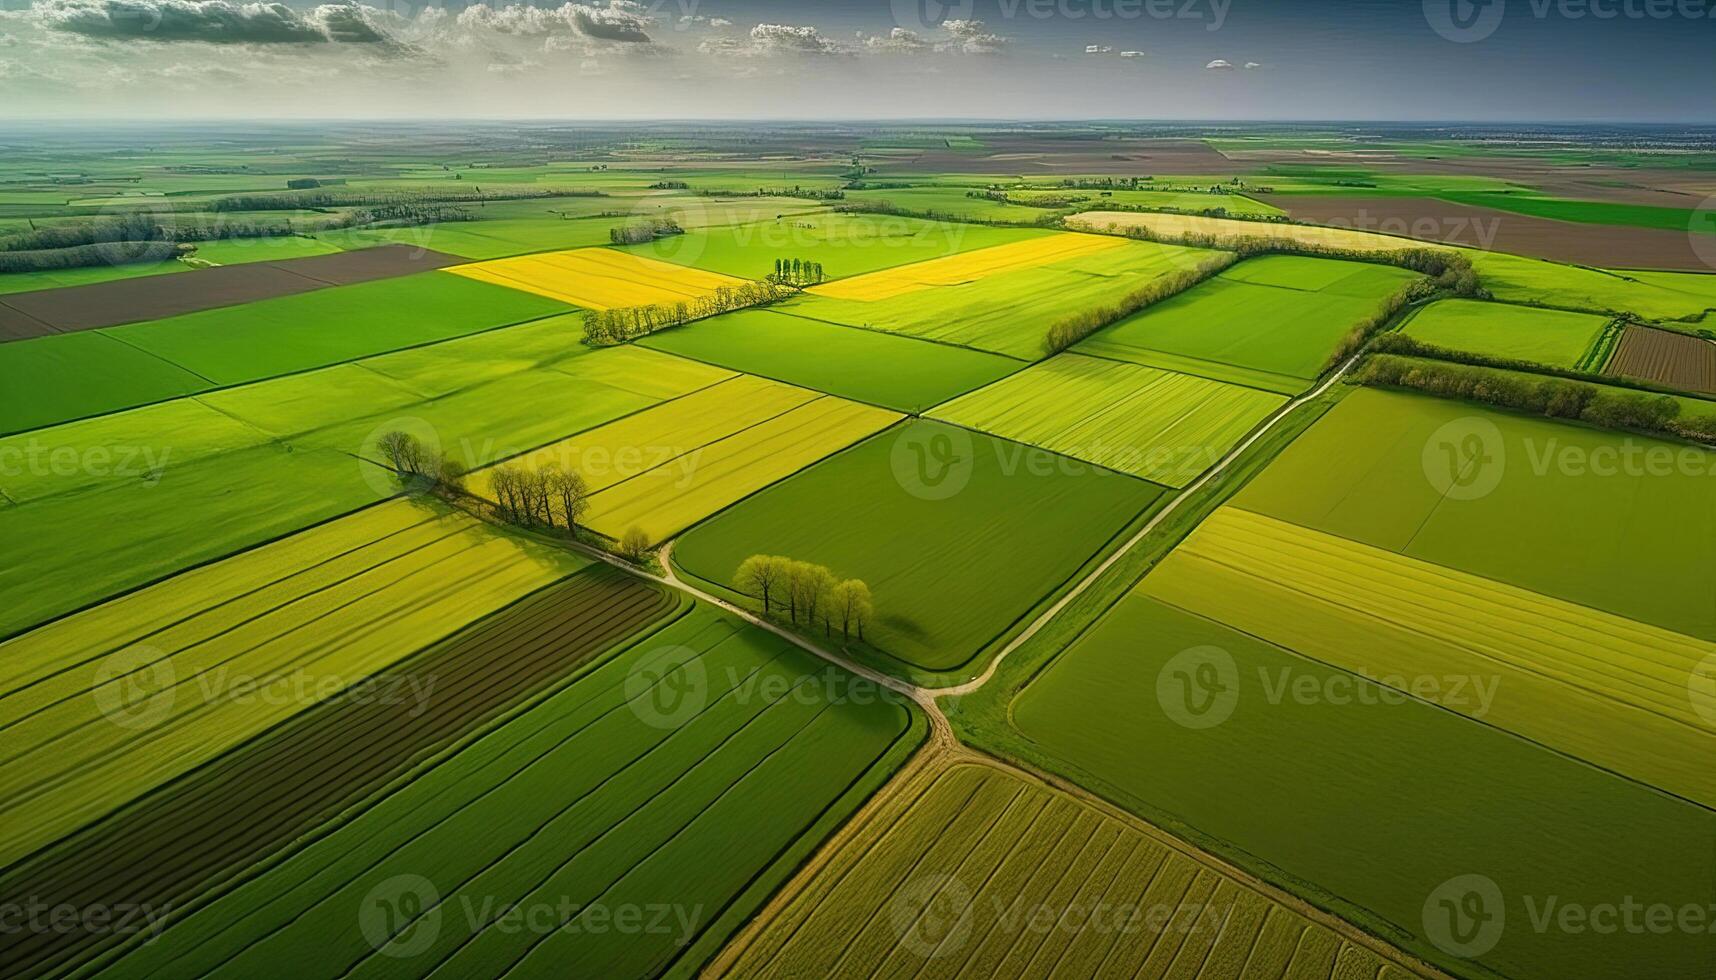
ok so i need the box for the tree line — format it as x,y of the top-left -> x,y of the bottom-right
769,257 -> 826,286
1358,354 -> 1716,445
735,555 -> 874,643
377,431 -> 654,561
0,241 -> 188,274
582,280 -> 798,345
1042,253 -> 1240,355
608,217 -> 683,245
206,185 -> 605,212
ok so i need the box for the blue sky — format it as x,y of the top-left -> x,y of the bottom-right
0,0 -> 1708,120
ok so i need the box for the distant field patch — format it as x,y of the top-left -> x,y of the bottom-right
618,212 -> 1051,282
448,246 -> 745,309
1234,388 -> 1716,641
0,499 -> 588,867
1147,507 -> 1716,808
639,309 -> 1024,412
1065,210 -> 1441,252
1401,299 -> 1609,368
1076,255 -> 1420,392
1605,323 -> 1716,395
92,604 -> 920,980
790,238 -> 1219,358
674,420 -> 1163,676
720,761 -> 1411,980
929,353 -> 1283,487
807,232 -> 1128,301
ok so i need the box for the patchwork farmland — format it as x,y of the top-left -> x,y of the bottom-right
2,121 -> 1711,980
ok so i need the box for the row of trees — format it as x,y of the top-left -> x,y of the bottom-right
0,241 -> 188,273
376,431 -> 467,497
769,257 -> 826,285
487,463 -> 590,531
735,555 -> 874,642
208,185 -> 605,212
608,217 -> 683,245
1042,253 -> 1240,355
1358,355 -> 1716,444
582,280 -> 798,345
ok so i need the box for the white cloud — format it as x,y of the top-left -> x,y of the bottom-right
29,0 -> 395,45
1120,50 -> 1143,58
1244,60 -> 1261,69
942,18 -> 1004,54
1084,44 -> 1112,54
1205,58 -> 1233,70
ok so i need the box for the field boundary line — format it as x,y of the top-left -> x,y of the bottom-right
930,352 -> 1360,698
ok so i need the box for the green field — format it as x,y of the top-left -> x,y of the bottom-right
0,259 -> 188,296
1054,188 -> 1283,215
1076,256 -> 1421,391
0,330 -> 209,434
1469,251 -> 1716,321
929,352 -> 1284,487
790,238 -> 1220,359
0,500 -> 589,866
94,603 -> 921,980
1008,592 -> 1715,980
639,309 -> 1024,412
1442,190 -> 1712,235
0,338 -> 727,638
673,420 -> 1163,678
1234,387 -> 1716,641
618,212 -> 1051,281
111,271 -> 571,385
841,186 -> 1050,221
1400,299 -> 1611,368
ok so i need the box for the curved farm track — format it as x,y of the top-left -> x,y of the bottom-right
0,565 -> 677,979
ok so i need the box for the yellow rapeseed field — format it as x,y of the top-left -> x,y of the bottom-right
467,374 -> 817,499
448,247 -> 745,309
1145,507 -> 1716,807
806,232 -> 1129,302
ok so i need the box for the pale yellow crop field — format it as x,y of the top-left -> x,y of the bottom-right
1145,507 -> 1716,808
447,247 -> 746,309
0,499 -> 586,866
1065,211 -> 1453,254
583,396 -> 901,544
468,374 -> 818,498
806,232 -> 1129,302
